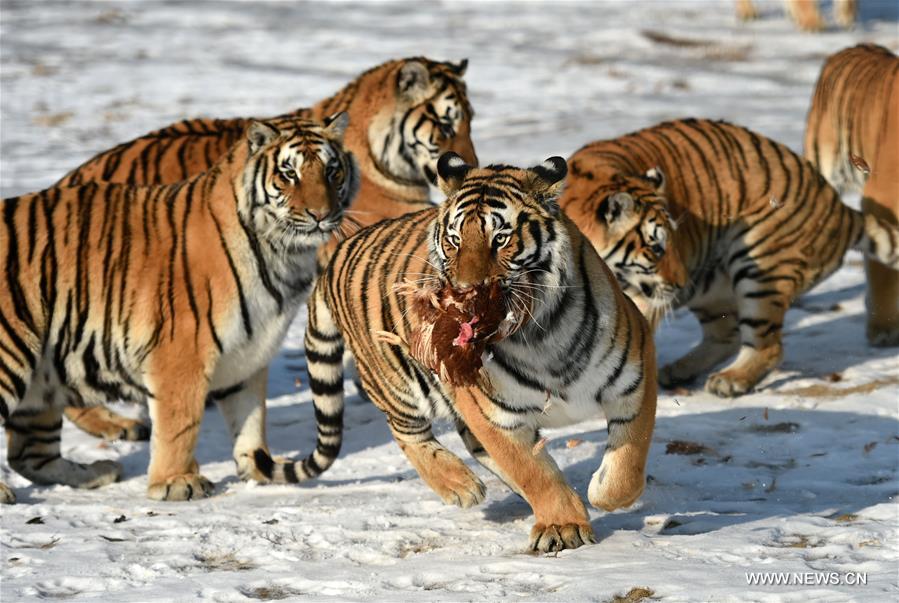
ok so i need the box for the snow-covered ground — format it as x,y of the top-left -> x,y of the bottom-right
2,1 -> 898,601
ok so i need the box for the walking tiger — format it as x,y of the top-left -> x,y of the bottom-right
561,118 -> 899,397
0,115 -> 357,504
298,153 -> 657,552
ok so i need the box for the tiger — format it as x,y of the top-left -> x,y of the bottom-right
296,152 -> 657,552
560,118 -> 899,398
55,56 -> 477,444
0,114 -> 358,504
735,0 -> 856,31
804,44 -> 899,347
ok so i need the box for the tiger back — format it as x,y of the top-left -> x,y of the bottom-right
0,115 -> 357,504
561,118 -> 899,397
299,153 -> 656,553
804,43 -> 899,346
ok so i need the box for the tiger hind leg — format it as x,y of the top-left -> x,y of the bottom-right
456,418 -> 525,498
865,258 -> 899,347
452,386 -> 593,552
785,0 -> 825,31
389,415 -> 486,508
735,0 -> 759,21
145,355 -> 213,501
64,405 -> 150,441
833,0 -> 857,28
7,406 -> 122,489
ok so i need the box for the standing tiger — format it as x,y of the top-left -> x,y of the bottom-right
0,115 -> 358,504
561,118 -> 899,397
298,153 -> 657,552
56,56 -> 477,444
804,44 -> 899,347
735,0 -> 856,31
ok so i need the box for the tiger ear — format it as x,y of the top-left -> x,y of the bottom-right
437,152 -> 472,196
644,167 -> 666,193
323,111 -> 349,141
528,156 -> 568,214
398,61 -> 431,101
247,121 -> 279,154
450,58 -> 468,75
598,192 -> 635,225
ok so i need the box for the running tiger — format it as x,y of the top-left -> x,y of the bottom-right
56,56 -> 477,444
0,115 -> 358,504
300,153 -> 657,552
561,118 -> 899,397
805,44 -> 899,346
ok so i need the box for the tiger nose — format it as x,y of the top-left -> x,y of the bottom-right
306,208 -> 326,222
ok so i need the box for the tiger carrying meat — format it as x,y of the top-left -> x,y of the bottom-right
561,118 -> 899,398
804,44 -> 899,347
55,56 -> 478,444
0,115 -> 358,504
299,152 -> 657,552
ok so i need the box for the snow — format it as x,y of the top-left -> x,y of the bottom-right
2,1 -> 898,601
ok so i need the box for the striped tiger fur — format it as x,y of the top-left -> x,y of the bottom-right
805,44 -> 899,346
561,118 -> 899,397
55,56 -> 477,444
0,115 -> 358,504
299,153 -> 656,552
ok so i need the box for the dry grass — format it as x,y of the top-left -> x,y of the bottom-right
778,376 -> 899,398
609,587 -> 656,603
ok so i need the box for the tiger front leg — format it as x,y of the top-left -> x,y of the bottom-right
589,379 -> 656,512
145,357 -> 213,501
453,386 -> 594,552
389,417 -> 486,508
705,286 -> 787,397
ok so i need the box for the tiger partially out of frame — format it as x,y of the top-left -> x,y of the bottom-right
55,56 -> 478,445
804,43 -> 899,347
297,153 -> 657,552
0,115 -> 358,504
561,118 -> 899,398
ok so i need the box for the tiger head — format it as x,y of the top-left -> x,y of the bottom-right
430,152 -> 568,315
365,58 -> 478,188
570,167 -> 687,323
239,114 -> 359,250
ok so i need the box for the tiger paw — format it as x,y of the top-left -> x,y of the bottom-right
588,467 -> 645,512
0,482 -> 16,504
147,474 -> 214,501
705,371 -> 753,397
658,363 -> 698,389
430,464 -> 486,508
529,522 -> 595,553
867,325 -> 899,348
78,460 -> 124,489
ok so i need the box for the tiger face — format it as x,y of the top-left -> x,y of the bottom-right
372,59 -> 478,187
586,169 -> 687,315
241,113 -> 359,250
430,152 -> 568,298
